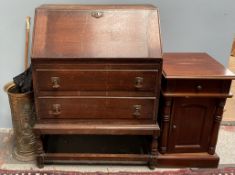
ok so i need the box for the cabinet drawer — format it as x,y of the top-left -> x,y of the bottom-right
35,69 -> 159,93
163,79 -> 230,94
36,97 -> 156,120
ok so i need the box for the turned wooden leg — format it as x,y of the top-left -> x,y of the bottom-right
148,162 -> 155,170
148,134 -> 158,170
35,133 -> 44,168
159,98 -> 172,154
208,100 -> 225,155
36,155 -> 44,168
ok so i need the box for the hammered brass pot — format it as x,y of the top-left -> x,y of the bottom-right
4,82 -> 36,161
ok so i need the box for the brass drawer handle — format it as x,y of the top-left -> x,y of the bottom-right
91,11 -> 103,18
51,77 -> 60,89
133,105 -> 141,117
196,85 -> 202,91
135,77 -> 144,89
49,104 -> 61,116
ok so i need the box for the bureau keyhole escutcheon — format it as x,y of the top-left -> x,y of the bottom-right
91,11 -> 103,18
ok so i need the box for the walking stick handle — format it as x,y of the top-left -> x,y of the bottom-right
24,16 -> 31,70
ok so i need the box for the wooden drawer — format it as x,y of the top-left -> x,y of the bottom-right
162,79 -> 231,94
36,97 -> 156,120
35,69 -> 159,93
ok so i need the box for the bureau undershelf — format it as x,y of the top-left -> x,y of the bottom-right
34,123 -> 160,168
39,134 -> 157,165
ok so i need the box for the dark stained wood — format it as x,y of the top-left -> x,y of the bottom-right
162,79 -> 231,94
33,62 -> 161,69
33,62 -> 161,97
167,98 -> 216,153
40,133 -> 157,167
158,52 -> 235,167
208,99 -> 226,155
157,153 -> 219,168
37,97 -> 156,120
35,68 -> 159,93
163,53 -> 235,79
45,153 -> 152,161
32,5 -> 162,59
162,92 -> 233,98
158,97 -> 172,154
149,134 -> 158,169
36,119 -> 155,125
37,91 -> 157,97
34,123 -> 160,135
32,4 -> 162,169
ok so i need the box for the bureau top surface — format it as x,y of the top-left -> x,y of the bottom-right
163,53 -> 235,79
31,4 -> 162,60
37,4 -> 157,10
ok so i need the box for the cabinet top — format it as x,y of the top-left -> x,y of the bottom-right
31,4 -> 162,60
163,53 -> 235,79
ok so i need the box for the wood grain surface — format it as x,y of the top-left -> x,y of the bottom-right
32,4 -> 162,59
163,53 -> 235,79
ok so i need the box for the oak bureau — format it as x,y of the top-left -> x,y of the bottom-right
31,4 -> 162,169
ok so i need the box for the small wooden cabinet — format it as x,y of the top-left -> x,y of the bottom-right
158,53 -> 235,167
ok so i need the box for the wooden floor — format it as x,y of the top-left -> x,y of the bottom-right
223,56 -> 235,122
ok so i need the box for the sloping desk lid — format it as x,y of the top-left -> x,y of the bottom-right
31,4 -> 162,59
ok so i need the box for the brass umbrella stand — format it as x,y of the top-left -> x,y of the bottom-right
3,16 -> 36,161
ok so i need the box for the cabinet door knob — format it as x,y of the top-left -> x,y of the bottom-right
135,77 -> 143,89
173,125 -> 177,129
196,85 -> 202,91
49,104 -> 61,116
51,77 -> 60,89
133,105 -> 142,117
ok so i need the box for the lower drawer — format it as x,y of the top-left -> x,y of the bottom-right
36,97 -> 156,120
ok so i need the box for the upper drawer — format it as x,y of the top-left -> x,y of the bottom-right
162,79 -> 231,94
33,64 -> 160,96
